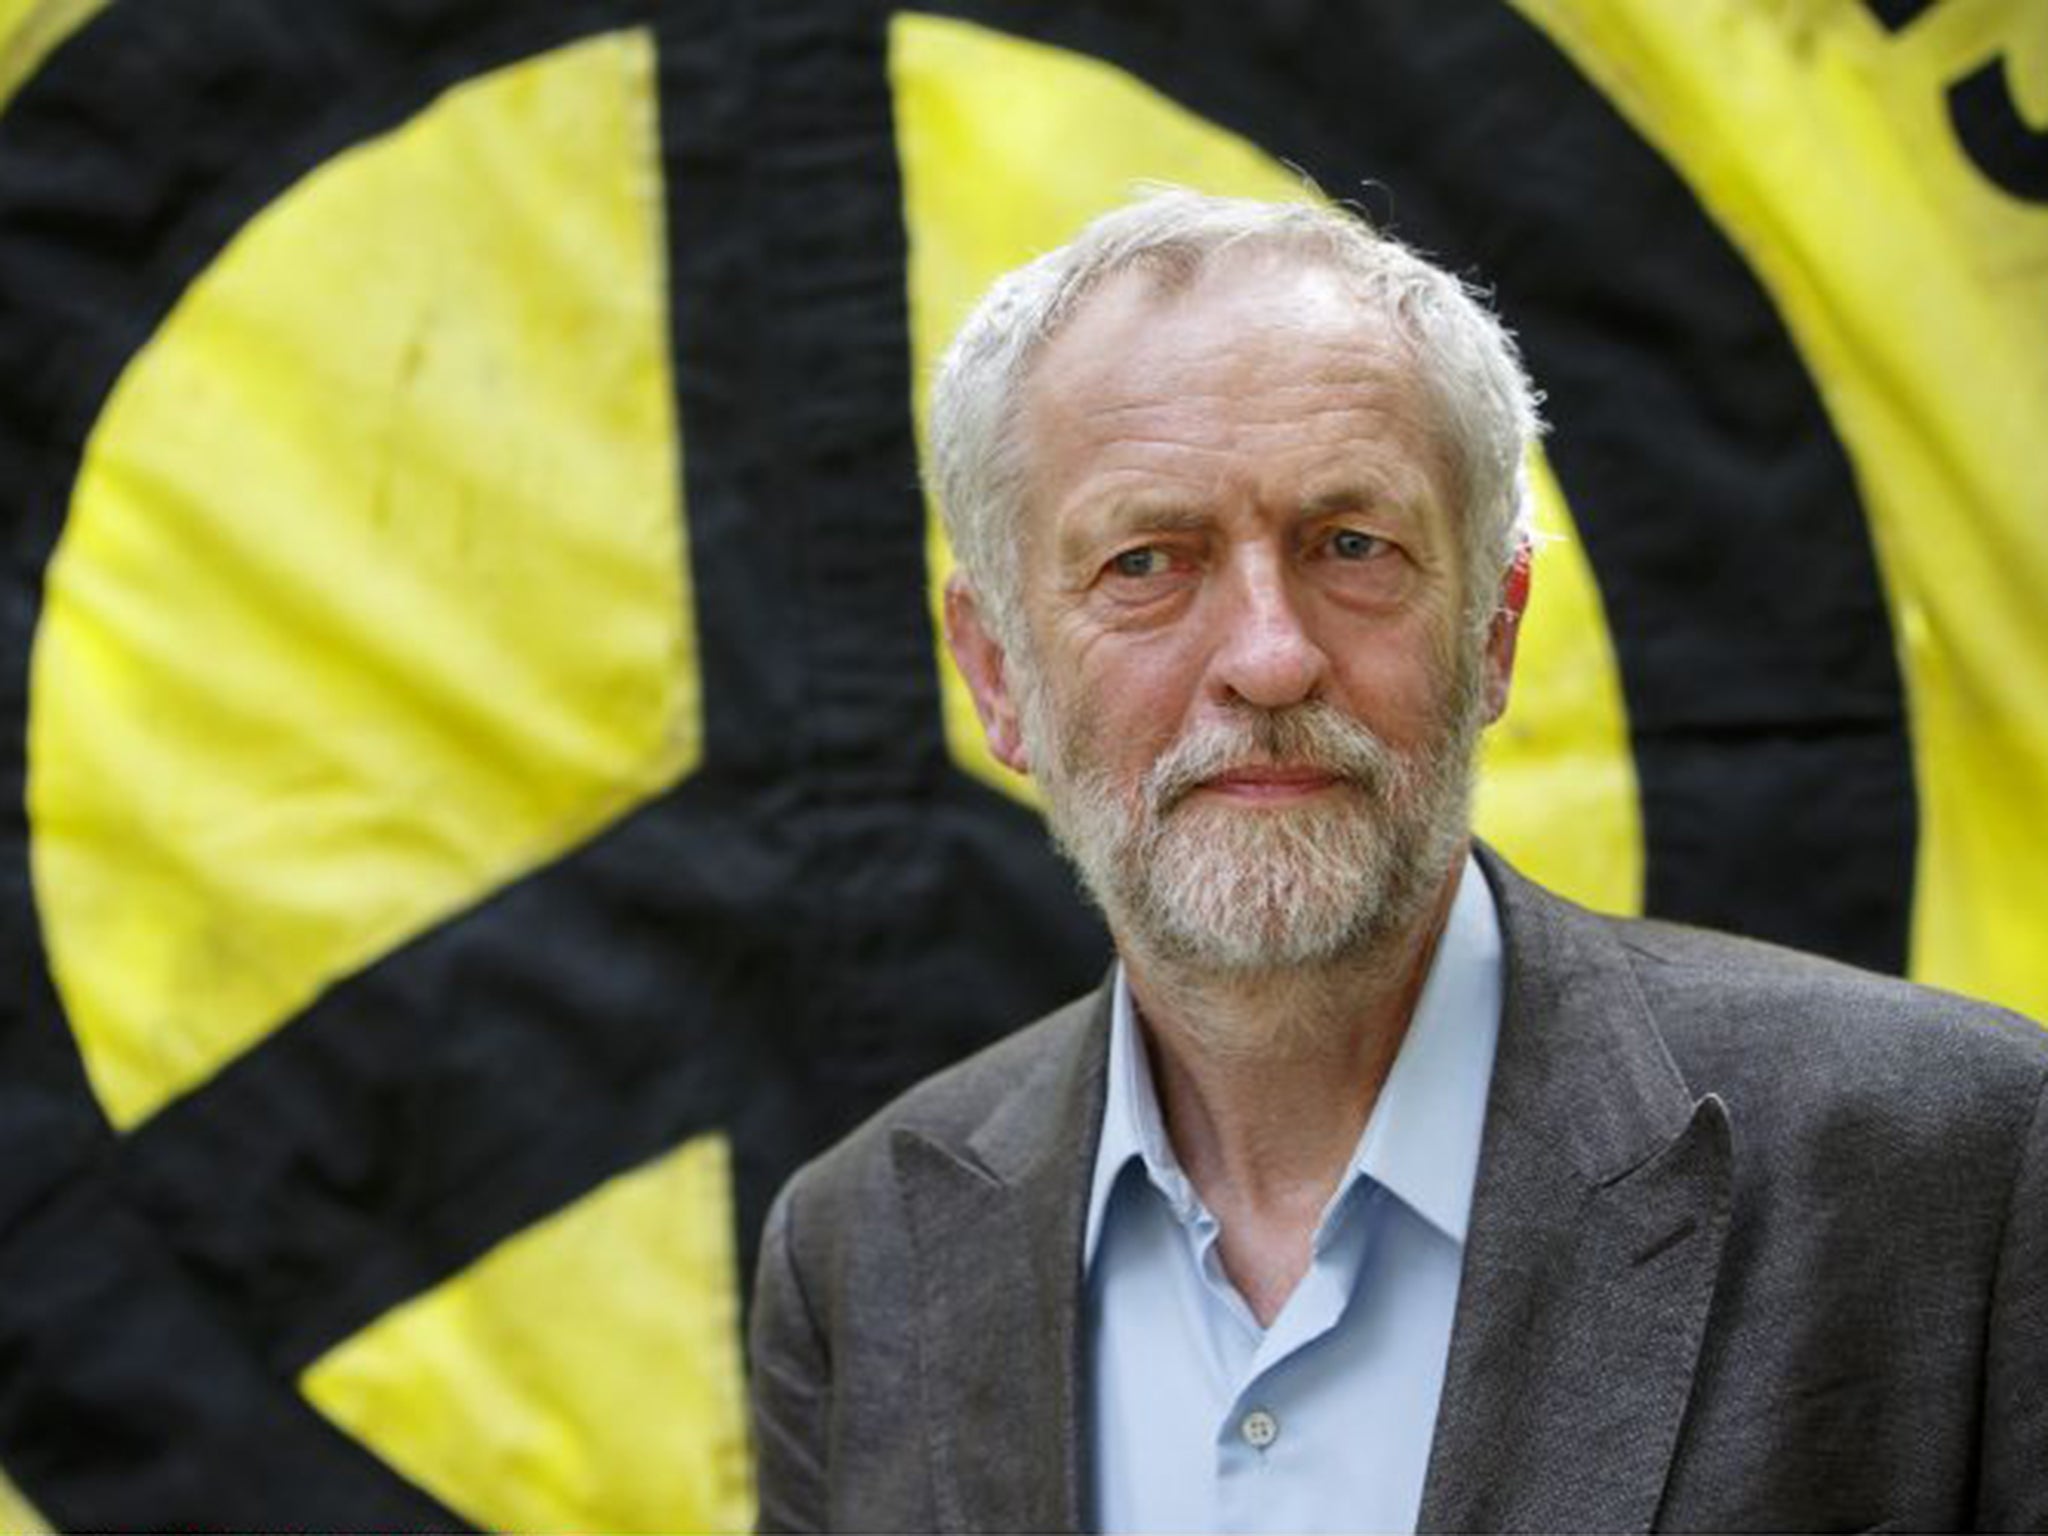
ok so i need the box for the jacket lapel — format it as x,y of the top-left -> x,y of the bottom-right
893,987 -> 1111,1534
1420,852 -> 1734,1532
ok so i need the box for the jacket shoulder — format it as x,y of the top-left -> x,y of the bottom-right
1479,843 -> 2046,1150
1584,907 -> 2048,1200
1610,908 -> 2047,1086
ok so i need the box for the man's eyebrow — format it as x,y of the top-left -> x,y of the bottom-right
1299,482 -> 1405,518
1299,487 -> 1370,518
1060,500 -> 1213,555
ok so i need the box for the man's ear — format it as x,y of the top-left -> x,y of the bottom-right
943,575 -> 1030,774
1481,543 -> 1533,725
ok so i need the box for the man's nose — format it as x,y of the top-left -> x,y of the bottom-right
1207,551 -> 1328,709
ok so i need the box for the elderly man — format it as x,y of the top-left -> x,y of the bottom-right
748,192 -> 2047,1533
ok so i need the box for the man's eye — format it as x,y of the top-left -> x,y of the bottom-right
1111,547 -> 1171,578
1328,529 -> 1384,561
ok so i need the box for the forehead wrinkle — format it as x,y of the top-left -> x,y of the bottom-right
1050,341 -> 1439,440
1091,498 -> 1214,536
1053,397 -> 1427,479
1050,354 -> 1397,427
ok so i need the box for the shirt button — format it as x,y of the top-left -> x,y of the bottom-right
1239,1408 -> 1280,1450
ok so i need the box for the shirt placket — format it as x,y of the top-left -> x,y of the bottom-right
1198,1180 -> 1383,1531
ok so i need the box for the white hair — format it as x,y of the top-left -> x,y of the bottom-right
928,189 -> 1544,651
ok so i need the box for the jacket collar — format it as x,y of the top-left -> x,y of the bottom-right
891,985 -> 1111,1533
1417,846 -> 1732,1531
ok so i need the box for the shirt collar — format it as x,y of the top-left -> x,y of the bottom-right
1083,852 -> 1504,1270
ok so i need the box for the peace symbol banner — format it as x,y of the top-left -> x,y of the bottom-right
1,0 -> 2041,1527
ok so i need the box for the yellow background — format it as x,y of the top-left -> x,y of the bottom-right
2,0 -> 2043,1529
1513,0 -> 2048,1019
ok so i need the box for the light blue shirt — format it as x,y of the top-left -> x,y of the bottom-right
1083,856 -> 1504,1534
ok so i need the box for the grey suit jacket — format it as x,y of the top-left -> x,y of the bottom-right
749,851 -> 2048,1531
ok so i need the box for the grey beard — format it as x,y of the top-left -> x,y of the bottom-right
1022,664 -> 1483,980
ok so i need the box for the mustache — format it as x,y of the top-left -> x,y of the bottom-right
1144,702 -> 1399,813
